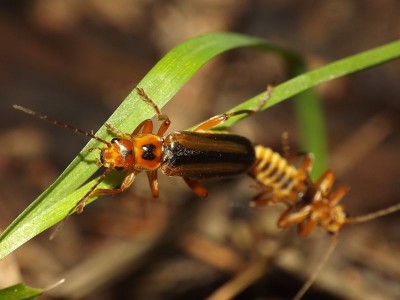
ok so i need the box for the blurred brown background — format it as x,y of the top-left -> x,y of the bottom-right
0,1 -> 399,299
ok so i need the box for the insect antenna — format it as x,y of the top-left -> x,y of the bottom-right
13,105 -> 111,147
293,234 -> 340,300
345,202 -> 400,224
49,211 -> 73,240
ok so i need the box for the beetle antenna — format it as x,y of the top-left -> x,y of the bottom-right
13,105 -> 111,147
293,234 -> 339,300
345,202 -> 400,224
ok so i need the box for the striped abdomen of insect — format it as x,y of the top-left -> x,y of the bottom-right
247,142 -> 400,300
249,145 -> 312,206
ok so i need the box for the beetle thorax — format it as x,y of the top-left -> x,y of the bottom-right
132,134 -> 163,171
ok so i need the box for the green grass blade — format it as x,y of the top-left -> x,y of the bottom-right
218,39 -> 400,176
293,90 -> 328,178
1,33 -> 399,260
0,32 -> 301,259
0,283 -> 42,300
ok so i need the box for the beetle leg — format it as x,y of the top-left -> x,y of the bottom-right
327,185 -> 349,206
75,169 -> 139,213
281,131 -> 291,158
183,177 -> 208,197
136,87 -> 171,136
132,119 -> 154,135
156,117 -> 171,136
193,110 -> 257,131
74,166 -> 113,213
250,186 -> 275,206
193,85 -> 273,132
277,205 -> 312,229
281,132 -> 314,172
300,153 -> 314,173
146,170 -> 159,198
136,87 -> 164,118
298,219 -> 317,236
314,170 -> 335,197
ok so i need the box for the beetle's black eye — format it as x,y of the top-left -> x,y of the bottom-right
111,138 -> 119,143
142,144 -> 156,160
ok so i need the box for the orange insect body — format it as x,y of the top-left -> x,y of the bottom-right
100,138 -> 135,170
14,87 -> 271,214
250,144 -> 349,236
102,135 -> 164,171
276,170 -> 349,236
249,143 -> 399,300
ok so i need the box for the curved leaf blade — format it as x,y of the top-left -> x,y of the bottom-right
0,32 -> 300,259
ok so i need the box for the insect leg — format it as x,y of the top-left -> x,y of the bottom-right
74,166 -> 114,213
300,153 -> 314,173
277,205 -> 312,232
192,110 -> 256,132
193,85 -> 274,132
250,186 -> 275,206
135,87 -> 171,136
75,169 -> 139,213
146,170 -> 159,198
183,177 -> 208,198
281,131 -> 291,158
138,119 -> 154,134
327,185 -> 350,206
156,117 -> 171,136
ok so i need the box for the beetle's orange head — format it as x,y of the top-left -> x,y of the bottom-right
100,138 -> 135,170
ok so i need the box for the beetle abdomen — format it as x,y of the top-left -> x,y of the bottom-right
161,131 -> 255,178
